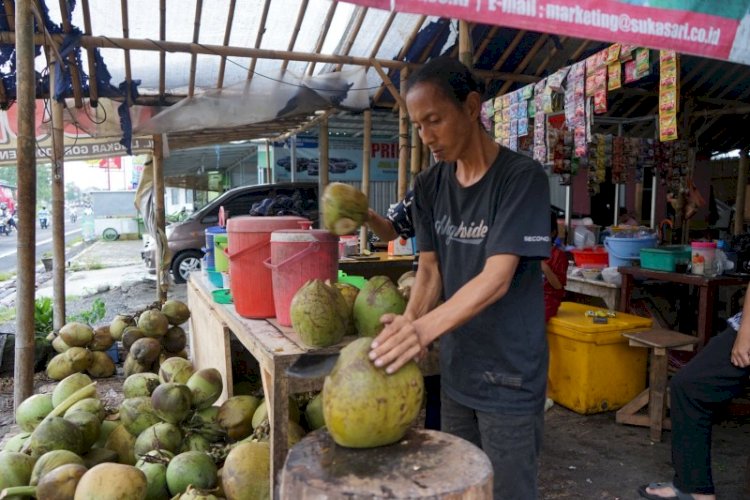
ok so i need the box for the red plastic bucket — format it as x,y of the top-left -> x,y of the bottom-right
226,216 -> 308,318
266,229 -> 339,327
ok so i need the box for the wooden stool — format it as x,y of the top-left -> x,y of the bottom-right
279,429 -> 493,499
615,329 -> 699,442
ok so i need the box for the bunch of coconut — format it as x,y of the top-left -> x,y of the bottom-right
109,299 -> 192,378
46,322 -> 117,380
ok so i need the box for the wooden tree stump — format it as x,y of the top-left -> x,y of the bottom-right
279,429 -> 493,499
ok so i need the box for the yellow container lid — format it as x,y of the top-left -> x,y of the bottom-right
548,302 -> 652,337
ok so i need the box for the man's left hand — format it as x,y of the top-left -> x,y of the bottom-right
369,313 -> 425,374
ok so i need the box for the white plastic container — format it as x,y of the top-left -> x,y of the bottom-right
691,241 -> 717,277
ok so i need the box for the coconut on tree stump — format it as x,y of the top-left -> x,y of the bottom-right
279,429 -> 493,499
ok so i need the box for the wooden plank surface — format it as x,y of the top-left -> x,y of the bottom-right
623,329 -> 699,349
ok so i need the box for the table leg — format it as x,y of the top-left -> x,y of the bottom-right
648,348 -> 668,442
697,285 -> 712,349
264,364 -> 289,495
619,273 -> 633,312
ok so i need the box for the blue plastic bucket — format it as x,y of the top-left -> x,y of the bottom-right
604,235 -> 657,267
204,226 -> 226,270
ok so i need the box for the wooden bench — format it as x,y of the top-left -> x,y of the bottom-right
615,329 -> 699,442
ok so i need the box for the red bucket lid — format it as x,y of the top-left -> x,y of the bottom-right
227,216 -> 308,233
271,229 -> 338,243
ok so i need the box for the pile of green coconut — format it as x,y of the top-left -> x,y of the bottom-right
0,353 -> 332,500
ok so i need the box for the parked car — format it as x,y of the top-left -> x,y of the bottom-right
142,182 -> 319,283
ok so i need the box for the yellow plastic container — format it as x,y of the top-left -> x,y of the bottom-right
546,302 -> 652,414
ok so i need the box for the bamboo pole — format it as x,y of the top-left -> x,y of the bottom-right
306,0 -> 338,76
58,0 -> 83,108
491,30 -> 525,71
498,34 -> 548,95
50,58 -> 66,330
216,0 -> 237,88
159,0 -> 166,99
473,26 -> 498,65
188,0 -> 204,98
248,0 -> 272,80
398,68 -> 409,201
265,140 -> 272,184
360,110 -> 372,255
80,0 -> 99,106
318,118 -> 329,230
335,6 -> 368,71
459,21 -> 472,67
153,135 -> 167,302
281,0 -> 309,74
734,147 -> 749,235
372,60 -> 406,110
372,15 -> 425,103
14,0 -> 36,411
0,31 -> 537,83
120,0 -> 133,106
410,123 -> 421,188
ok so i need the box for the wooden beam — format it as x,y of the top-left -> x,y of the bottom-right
273,109 -> 334,141
306,0 -> 338,76
368,11 -> 396,61
491,29 -> 525,71
153,135 -> 168,302
14,0 -> 36,412
372,60 -> 406,110
281,0 -> 309,74
318,117 -> 329,229
248,0 -> 271,80
159,0 -> 166,99
459,21 -> 472,67
120,0 -> 133,106
398,68 -> 409,201
360,109 -> 371,255
568,39 -> 590,63
49,56 -> 66,330
188,0 -> 204,98
58,0 -> 84,107
216,0 -> 237,88
473,26 -> 499,65
80,0 -> 99,105
335,6 -> 367,71
498,34 -> 548,95
534,36 -> 568,77
372,15 -> 425,104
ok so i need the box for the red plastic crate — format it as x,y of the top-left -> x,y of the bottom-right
571,246 -> 609,267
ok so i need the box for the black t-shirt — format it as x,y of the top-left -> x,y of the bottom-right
413,146 -> 550,414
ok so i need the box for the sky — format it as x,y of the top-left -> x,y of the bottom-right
65,157 -> 137,191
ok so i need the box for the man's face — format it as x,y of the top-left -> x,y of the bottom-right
406,82 -> 477,163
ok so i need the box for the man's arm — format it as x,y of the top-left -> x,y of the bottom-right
731,285 -> 750,367
366,208 -> 398,242
370,253 -> 519,372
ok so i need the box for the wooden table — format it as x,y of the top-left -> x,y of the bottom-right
187,273 -> 348,494
565,275 -> 620,310
617,267 -> 749,348
338,252 -> 414,282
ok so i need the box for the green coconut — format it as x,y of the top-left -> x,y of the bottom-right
138,310 -> 170,338
123,353 -> 153,377
179,485 -> 223,500
29,416 -> 85,457
161,300 -> 191,326
186,368 -> 223,410
353,275 -> 406,337
2,432 -> 31,452
180,434 -> 211,453
65,397 -> 105,422
221,441 -> 270,500
217,396 -> 261,441
134,423 -> 183,458
251,398 -> 300,430
323,337 -> 424,448
322,182 -> 369,235
130,337 -> 162,366
123,373 -> 161,399
65,410 -> 102,451
88,325 -> 115,351
36,462 -> 87,499
289,279 -> 348,348
104,424 -> 137,465
52,334 -> 72,353
82,447 -> 119,468
0,451 -> 36,492
119,397 -> 162,437
158,357 -> 195,385
52,373 -> 94,408
87,351 -> 116,378
122,327 -> 146,351
151,383 -> 192,425
110,314 -> 135,341
186,407 -> 225,443
92,420 -> 119,449
162,326 -> 187,354
333,282 -> 359,336
304,393 -> 325,431
64,346 -> 93,372
15,393 -> 54,432
74,463 -> 148,500
59,322 -> 94,347
30,449 -> 85,486
166,451 -> 217,496
47,353 -> 77,380
135,449 -> 173,500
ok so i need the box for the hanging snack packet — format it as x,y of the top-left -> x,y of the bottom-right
635,48 -> 650,78
659,114 -> 678,142
606,44 -> 621,65
624,60 -> 637,83
607,63 -> 622,90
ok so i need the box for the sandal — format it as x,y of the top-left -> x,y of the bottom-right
637,482 -> 694,500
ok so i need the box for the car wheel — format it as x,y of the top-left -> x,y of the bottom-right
172,250 -> 202,284
102,228 -> 119,241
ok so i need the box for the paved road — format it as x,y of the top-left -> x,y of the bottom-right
0,219 -> 82,273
